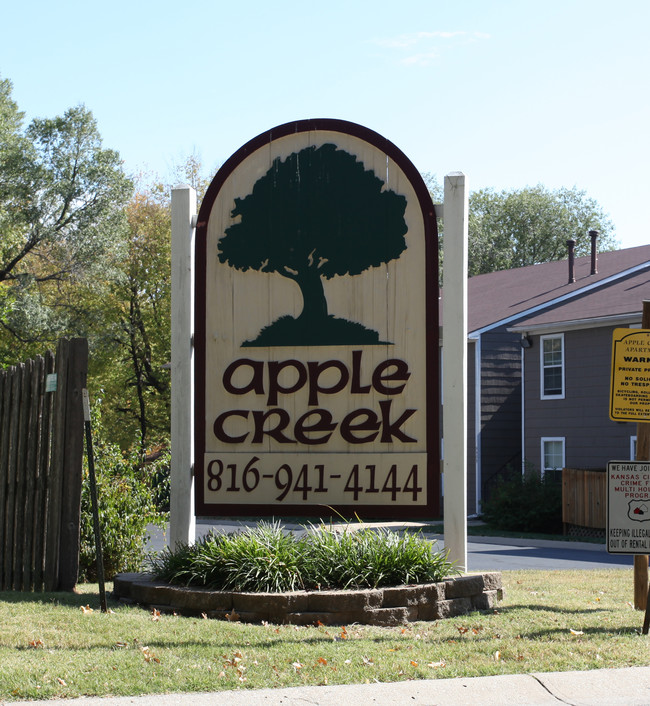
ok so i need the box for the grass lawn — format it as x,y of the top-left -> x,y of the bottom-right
0,569 -> 647,701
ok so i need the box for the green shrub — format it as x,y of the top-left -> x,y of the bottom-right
149,520 -> 457,592
78,409 -> 168,582
481,470 -> 562,534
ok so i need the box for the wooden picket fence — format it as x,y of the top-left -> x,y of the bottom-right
0,338 -> 87,591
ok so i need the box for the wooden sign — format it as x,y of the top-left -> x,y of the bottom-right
194,119 -> 439,518
610,328 -> 650,421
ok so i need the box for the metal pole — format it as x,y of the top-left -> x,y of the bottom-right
82,389 -> 107,613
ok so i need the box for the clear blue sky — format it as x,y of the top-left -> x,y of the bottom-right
2,0 -> 648,248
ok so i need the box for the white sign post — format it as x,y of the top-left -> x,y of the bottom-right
442,172 -> 469,571
170,185 -> 197,548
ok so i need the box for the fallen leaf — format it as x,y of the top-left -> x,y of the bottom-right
141,646 -> 160,663
226,610 -> 240,622
494,650 -> 501,661
427,660 -> 446,668
114,641 -> 128,648
201,612 -> 208,619
57,677 -> 67,686
362,655 -> 374,666
81,605 -> 93,614
410,660 -> 418,666
569,629 -> 584,636
457,626 -> 469,635
292,661 -> 303,671
151,609 -> 161,622
317,657 -> 328,665
28,639 -> 44,649
222,650 -> 245,664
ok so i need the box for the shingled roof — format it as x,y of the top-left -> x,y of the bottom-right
463,244 -> 650,335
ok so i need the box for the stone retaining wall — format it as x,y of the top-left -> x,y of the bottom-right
113,572 -> 503,626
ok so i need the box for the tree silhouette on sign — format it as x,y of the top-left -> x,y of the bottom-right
218,143 -> 408,346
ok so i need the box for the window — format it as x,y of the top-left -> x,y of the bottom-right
540,334 -> 565,399
541,437 -> 565,481
631,436 -> 637,460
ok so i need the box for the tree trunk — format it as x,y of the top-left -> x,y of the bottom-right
296,267 -> 328,323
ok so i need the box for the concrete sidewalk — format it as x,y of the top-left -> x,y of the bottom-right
8,666 -> 650,705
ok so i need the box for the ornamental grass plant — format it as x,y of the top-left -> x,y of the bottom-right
148,521 -> 456,592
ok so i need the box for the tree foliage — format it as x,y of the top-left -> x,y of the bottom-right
0,76 -> 132,359
424,176 -> 617,277
88,156 -> 212,449
468,185 -> 616,276
90,183 -> 173,450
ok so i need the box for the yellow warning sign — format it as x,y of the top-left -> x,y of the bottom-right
610,328 -> 650,421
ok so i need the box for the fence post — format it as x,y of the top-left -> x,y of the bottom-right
0,368 -> 13,590
3,366 -> 21,590
12,361 -> 31,590
32,351 -> 55,591
57,339 -> 88,591
22,356 -> 43,591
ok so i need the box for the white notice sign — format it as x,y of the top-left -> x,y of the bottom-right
607,460 -> 650,554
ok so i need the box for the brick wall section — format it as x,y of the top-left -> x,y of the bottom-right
113,572 -> 504,626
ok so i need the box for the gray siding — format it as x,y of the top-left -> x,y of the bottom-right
477,327 -> 522,508
467,341 -> 477,513
524,325 -> 636,471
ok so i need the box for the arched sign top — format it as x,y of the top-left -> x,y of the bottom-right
196,119 -> 437,234
194,119 -> 440,519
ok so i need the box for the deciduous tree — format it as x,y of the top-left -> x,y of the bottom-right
467,185 -> 616,276
424,174 -> 617,278
0,76 -> 132,360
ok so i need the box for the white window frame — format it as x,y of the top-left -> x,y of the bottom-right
541,437 -> 565,477
540,333 -> 565,400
